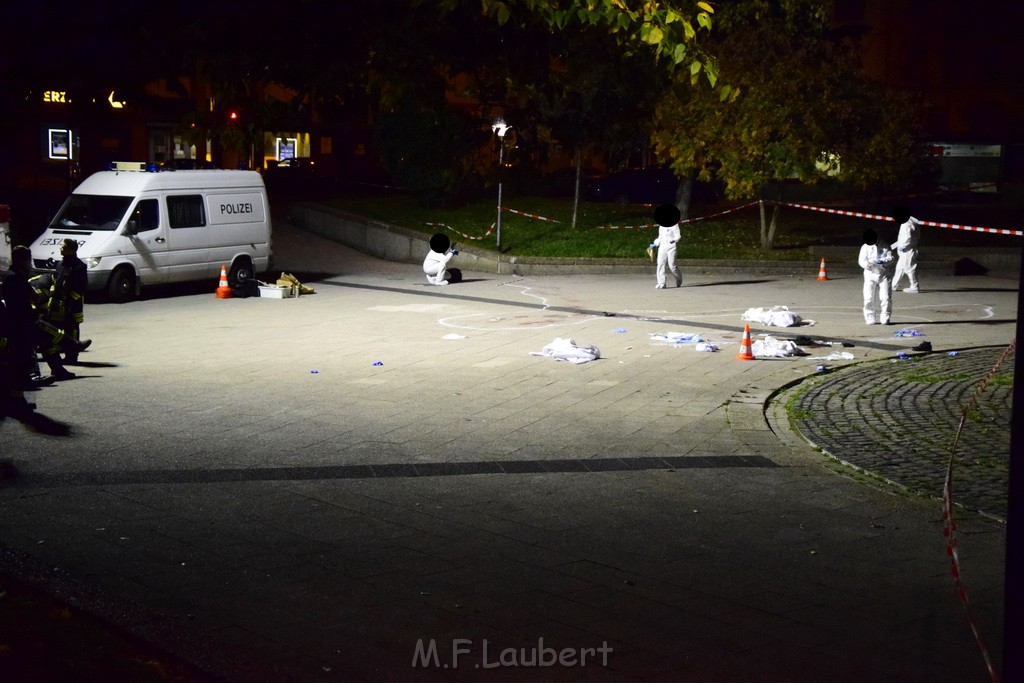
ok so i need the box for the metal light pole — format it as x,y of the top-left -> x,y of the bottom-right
492,117 -> 511,252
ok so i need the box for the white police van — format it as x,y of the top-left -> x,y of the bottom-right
30,162 -> 273,302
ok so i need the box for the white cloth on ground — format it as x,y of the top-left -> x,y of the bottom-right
741,306 -> 806,327
650,332 -> 703,344
752,336 -> 808,358
530,337 -> 601,364
808,351 -> 855,361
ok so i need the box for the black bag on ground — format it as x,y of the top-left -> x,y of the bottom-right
234,279 -> 261,298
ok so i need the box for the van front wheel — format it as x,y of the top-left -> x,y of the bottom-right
228,258 -> 254,289
106,267 -> 136,303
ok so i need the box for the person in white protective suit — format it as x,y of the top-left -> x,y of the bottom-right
423,233 -> 459,286
890,205 -> 922,293
650,204 -> 682,289
858,227 -> 896,325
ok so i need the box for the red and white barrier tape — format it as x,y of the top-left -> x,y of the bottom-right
601,201 -> 762,230
917,219 -> 1022,237
426,206 -> 561,242
425,222 -> 495,241
499,207 -> 562,223
432,199 -> 1022,241
943,340 -> 1015,683
681,201 -> 761,224
778,202 -> 1022,236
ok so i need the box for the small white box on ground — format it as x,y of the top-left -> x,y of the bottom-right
258,285 -> 294,298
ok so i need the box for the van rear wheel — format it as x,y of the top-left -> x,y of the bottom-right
228,258 -> 254,288
106,267 -> 136,303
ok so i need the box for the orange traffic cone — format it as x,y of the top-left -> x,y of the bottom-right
816,258 -> 829,281
215,264 -> 233,299
736,324 -> 755,361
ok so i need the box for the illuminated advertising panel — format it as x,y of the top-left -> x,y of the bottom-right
48,129 -> 73,160
276,137 -> 297,161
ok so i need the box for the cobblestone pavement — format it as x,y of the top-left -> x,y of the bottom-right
786,345 -> 1015,520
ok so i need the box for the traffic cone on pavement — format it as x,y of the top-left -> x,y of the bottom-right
215,265 -> 233,299
816,258 -> 829,281
736,324 -> 755,361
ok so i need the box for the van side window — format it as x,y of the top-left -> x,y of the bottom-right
167,195 -> 206,228
130,199 -> 159,232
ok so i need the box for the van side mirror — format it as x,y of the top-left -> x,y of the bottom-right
126,219 -> 139,235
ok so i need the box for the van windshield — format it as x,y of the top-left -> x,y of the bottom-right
50,194 -> 133,232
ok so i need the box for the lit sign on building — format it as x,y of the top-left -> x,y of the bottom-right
48,129 -> 73,160
43,91 -> 69,104
276,137 -> 297,161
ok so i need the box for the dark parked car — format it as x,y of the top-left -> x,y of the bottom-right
585,167 -> 718,205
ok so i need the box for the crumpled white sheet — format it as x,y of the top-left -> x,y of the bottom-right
650,332 -> 703,345
752,336 -> 808,358
809,351 -> 855,361
530,337 -> 601,364
742,306 -> 812,327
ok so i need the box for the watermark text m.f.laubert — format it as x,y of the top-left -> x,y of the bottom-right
412,637 -> 613,669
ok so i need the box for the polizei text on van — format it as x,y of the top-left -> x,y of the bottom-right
220,202 -> 253,215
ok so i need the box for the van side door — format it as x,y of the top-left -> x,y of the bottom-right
165,194 -> 212,282
124,197 -> 169,285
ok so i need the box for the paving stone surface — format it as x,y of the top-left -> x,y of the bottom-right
0,218 -> 1018,682
788,346 -> 1014,520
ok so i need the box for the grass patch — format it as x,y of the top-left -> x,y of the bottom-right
319,185 -> 1018,259
326,192 -> 870,259
988,372 -> 1014,387
783,381 -> 817,422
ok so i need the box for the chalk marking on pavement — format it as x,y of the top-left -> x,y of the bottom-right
437,312 -> 599,332
437,281 -> 603,331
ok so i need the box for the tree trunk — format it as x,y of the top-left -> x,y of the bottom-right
765,203 -> 780,250
760,202 -> 780,250
759,200 -> 766,245
674,175 -> 694,221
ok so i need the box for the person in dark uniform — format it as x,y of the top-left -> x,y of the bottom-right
2,246 -> 44,399
46,238 -> 90,363
2,245 -> 87,384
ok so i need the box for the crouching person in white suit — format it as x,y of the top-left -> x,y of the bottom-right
424,233 -> 459,286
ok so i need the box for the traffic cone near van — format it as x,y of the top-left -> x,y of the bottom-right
215,265 -> 233,299
816,258 -> 829,281
736,324 -> 755,361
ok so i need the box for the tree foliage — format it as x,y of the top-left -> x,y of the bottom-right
652,0 -> 926,200
423,0 -> 717,79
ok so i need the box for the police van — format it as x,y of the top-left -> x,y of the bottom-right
30,162 -> 273,302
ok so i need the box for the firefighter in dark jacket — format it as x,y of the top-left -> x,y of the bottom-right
2,245 -> 87,385
47,238 -> 90,362
2,246 -> 39,389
